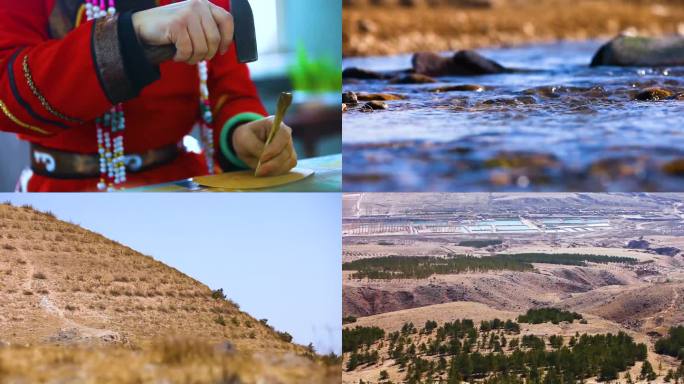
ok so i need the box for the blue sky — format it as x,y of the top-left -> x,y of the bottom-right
1,193 -> 341,354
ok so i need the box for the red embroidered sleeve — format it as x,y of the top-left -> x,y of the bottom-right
0,0 -> 141,137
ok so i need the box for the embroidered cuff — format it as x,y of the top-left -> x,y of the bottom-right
91,12 -> 159,104
219,112 -> 265,170
118,11 -> 160,92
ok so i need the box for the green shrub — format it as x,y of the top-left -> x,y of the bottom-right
211,288 -> 226,300
277,331 -> 293,343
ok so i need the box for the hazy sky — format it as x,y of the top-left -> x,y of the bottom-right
1,193 -> 341,354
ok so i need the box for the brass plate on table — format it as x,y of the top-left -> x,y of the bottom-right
193,168 -> 314,190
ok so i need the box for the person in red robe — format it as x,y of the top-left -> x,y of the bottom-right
0,0 -> 298,191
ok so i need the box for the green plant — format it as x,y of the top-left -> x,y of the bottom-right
277,331 -> 293,343
211,288 -> 226,300
289,44 -> 341,93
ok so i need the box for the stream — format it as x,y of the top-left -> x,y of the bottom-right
343,41 -> 684,191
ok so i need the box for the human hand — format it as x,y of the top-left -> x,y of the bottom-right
232,118 -> 298,177
132,0 -> 233,64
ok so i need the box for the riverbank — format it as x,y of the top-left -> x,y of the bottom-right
343,0 -> 684,56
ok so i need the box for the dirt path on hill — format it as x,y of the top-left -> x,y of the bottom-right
19,251 -> 121,344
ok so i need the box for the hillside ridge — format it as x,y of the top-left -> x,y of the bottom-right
0,202 -> 299,353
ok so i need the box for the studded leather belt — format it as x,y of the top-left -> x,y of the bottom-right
30,142 -> 183,179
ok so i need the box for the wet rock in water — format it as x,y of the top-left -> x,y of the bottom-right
450,96 -> 470,109
591,35 -> 684,67
514,96 -> 536,105
389,73 -> 436,84
342,91 -> 358,104
523,85 -> 607,99
484,152 -> 558,169
430,84 -> 486,93
356,92 -> 407,101
590,157 -> 645,180
342,67 -> 389,80
480,98 -> 515,106
635,87 -> 673,101
478,96 -> 536,107
412,50 -> 507,76
342,103 -> 348,113
361,101 -> 388,111
663,159 -> 684,176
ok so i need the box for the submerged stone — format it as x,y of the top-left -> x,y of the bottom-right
361,101 -> 389,111
484,152 -> 558,169
478,96 -> 536,107
356,92 -> 407,101
389,74 -> 436,84
523,85 -> 607,98
342,91 -> 358,104
430,84 -> 486,93
342,67 -> 389,80
663,159 -> 684,176
635,88 -> 673,101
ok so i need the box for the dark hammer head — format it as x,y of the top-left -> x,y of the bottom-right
144,0 -> 259,64
231,0 -> 258,63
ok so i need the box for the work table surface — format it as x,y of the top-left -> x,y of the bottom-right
130,154 -> 341,192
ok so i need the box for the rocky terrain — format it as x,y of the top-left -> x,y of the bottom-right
0,203 -> 340,383
343,193 -> 684,383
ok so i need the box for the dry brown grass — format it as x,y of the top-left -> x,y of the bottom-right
343,0 -> 684,56
0,338 -> 341,384
0,204 -> 342,383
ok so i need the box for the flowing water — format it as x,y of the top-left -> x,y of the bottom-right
342,41 -> 684,192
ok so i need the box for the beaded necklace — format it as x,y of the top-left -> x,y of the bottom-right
85,0 -> 215,191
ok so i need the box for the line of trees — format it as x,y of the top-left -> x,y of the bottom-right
517,308 -> 584,325
342,255 -> 534,280
346,349 -> 380,371
458,239 -> 503,248
344,316 -> 650,383
434,332 -> 646,383
655,326 -> 684,360
343,325 -> 385,353
505,253 -> 637,266
342,253 -> 636,280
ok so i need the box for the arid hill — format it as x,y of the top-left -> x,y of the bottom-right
0,203 -> 340,383
342,193 -> 684,383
